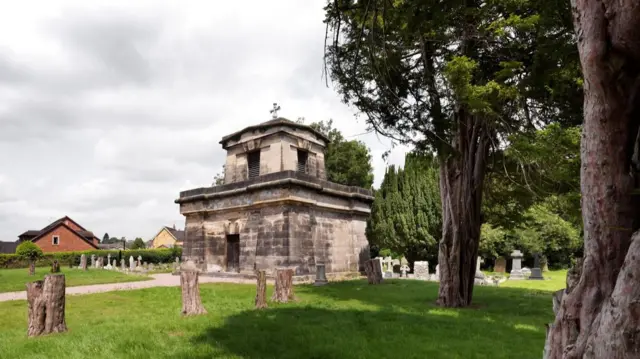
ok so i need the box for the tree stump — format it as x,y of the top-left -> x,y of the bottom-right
51,260 -> 60,273
28,261 -> 35,276
364,259 -> 383,284
27,274 -> 67,337
255,270 -> 268,309
180,270 -> 207,316
271,269 -> 295,303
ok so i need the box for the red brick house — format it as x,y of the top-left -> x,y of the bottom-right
17,216 -> 99,253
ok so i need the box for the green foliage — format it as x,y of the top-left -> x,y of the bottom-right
367,152 -> 441,265
15,242 -> 43,261
0,248 -> 181,269
213,165 -> 225,186
131,237 -> 146,250
102,233 -> 109,243
309,119 -> 374,188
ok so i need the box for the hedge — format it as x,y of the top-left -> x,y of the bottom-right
0,247 -> 182,269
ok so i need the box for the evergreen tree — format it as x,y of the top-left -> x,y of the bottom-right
368,152 -> 441,267
102,233 -> 109,243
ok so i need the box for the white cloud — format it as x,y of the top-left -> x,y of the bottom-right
0,0 -> 409,242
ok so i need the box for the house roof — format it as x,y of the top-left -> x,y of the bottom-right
22,216 -> 99,249
0,241 -> 18,254
219,117 -> 330,146
165,227 -> 185,241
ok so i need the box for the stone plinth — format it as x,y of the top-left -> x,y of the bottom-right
509,249 -> 525,280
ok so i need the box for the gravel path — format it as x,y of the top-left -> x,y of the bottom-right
0,273 -> 260,302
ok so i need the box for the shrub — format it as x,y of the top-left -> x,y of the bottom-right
16,242 -> 43,261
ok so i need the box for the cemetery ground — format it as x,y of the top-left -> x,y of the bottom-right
0,267 -> 152,293
0,271 -> 565,359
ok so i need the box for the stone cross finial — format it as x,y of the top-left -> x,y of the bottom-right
270,103 -> 281,119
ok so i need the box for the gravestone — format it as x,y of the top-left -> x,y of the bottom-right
121,259 -> 126,271
400,264 -> 410,277
475,257 -> 485,279
494,257 -> 507,273
364,258 -> 384,284
91,254 -> 96,268
112,259 -> 117,269
129,256 -> 135,271
314,263 -> 328,286
382,257 -> 393,278
509,250 -> 525,280
137,256 -> 142,267
105,254 -> 113,270
529,253 -> 544,280
413,261 -> 429,280
79,254 -> 87,270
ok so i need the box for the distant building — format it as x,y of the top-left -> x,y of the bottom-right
0,241 -> 18,254
17,216 -> 99,253
150,225 -> 184,249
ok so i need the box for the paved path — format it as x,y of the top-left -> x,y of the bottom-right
0,273 -> 261,302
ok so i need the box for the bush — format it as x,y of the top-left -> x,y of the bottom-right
15,242 -> 43,261
0,247 -> 182,269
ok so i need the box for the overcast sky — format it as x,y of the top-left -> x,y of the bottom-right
0,0 -> 409,242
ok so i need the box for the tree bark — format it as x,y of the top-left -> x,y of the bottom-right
29,261 -> 35,276
271,269 -> 295,303
437,111 -> 489,307
27,274 -> 67,337
364,258 -> 383,284
547,1 -> 640,357
255,270 -> 268,309
180,270 -> 207,316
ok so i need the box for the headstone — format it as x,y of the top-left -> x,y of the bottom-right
413,261 -> 429,280
364,258 -> 383,284
529,253 -> 544,280
129,256 -> 135,271
121,259 -> 126,271
91,254 -> 96,268
137,256 -> 142,267
475,257 -> 485,279
105,254 -> 113,270
79,254 -> 87,270
509,249 -> 525,280
314,263 -> 328,286
382,256 -> 393,278
494,257 -> 507,273
400,264 -> 410,277
112,259 -> 117,269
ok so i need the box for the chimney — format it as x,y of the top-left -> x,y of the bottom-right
173,223 -> 176,230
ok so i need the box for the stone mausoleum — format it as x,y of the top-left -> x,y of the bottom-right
175,116 -> 374,277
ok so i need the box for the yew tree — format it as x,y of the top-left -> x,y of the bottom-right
324,0 -> 580,306
546,1 -> 640,358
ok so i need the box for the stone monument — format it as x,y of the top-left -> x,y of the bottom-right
413,261 -> 429,280
129,256 -> 135,271
105,254 -> 112,270
475,256 -> 485,279
314,263 -> 328,286
509,249 -> 525,280
494,257 -> 507,273
91,254 -> 96,268
120,259 -> 126,271
79,254 -> 87,270
529,253 -> 544,280
175,114 -> 374,277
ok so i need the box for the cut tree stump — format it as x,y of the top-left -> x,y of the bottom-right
255,270 -> 268,309
271,268 -> 295,303
364,259 -> 383,284
180,270 -> 207,316
27,274 -> 67,337
51,260 -> 60,273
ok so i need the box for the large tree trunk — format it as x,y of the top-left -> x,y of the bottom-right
27,274 -> 67,337
180,270 -> 207,316
271,269 -> 295,303
437,111 -> 489,307
255,270 -> 268,309
546,1 -> 640,357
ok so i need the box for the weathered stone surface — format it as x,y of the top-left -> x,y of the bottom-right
509,250 -> 525,280
494,257 -> 507,273
414,261 -> 429,280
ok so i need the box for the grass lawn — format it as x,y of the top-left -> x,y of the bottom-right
0,267 -> 152,293
0,272 -> 564,359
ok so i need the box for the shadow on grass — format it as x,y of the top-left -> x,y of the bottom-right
179,280 -> 552,359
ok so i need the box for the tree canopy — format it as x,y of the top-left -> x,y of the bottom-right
309,119 -> 374,188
